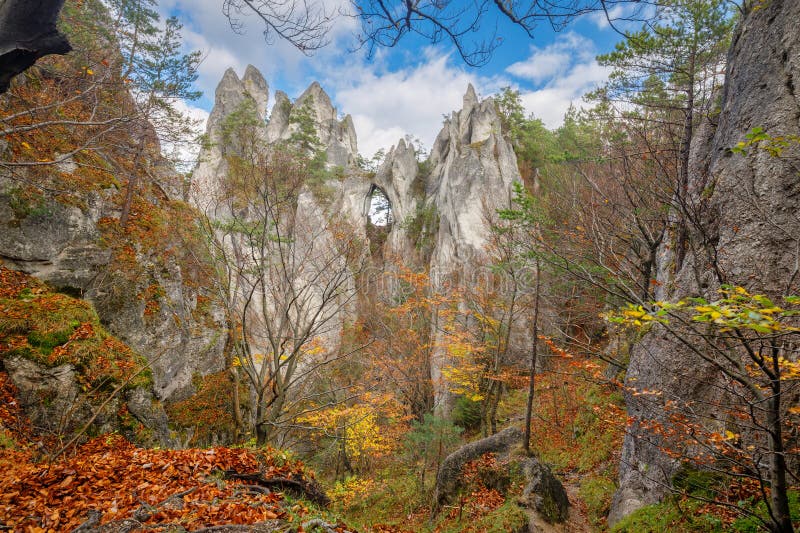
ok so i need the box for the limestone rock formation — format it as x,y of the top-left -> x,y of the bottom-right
0,75 -> 230,407
3,355 -> 174,447
434,426 -> 523,510
341,85 -> 523,412
518,457 -> 570,524
191,65 -> 269,211
264,81 -> 358,169
433,425 -> 569,526
373,83 -> 519,268
609,0 -> 800,523
427,83 -> 520,270
0,189 -> 110,290
369,138 -> 422,256
192,68 -> 523,428
420,84 -> 522,411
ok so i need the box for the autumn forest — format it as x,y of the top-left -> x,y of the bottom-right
0,1 -> 799,532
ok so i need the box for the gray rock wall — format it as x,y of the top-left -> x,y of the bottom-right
610,0 -> 800,523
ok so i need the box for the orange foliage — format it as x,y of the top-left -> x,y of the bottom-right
524,339 -> 626,473
0,432 -> 326,531
166,371 -> 249,446
446,453 -> 510,521
0,370 -> 342,532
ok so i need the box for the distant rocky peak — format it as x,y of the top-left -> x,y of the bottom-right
241,65 -> 269,118
212,65 -> 269,125
295,81 -> 337,124
265,81 -> 358,168
430,84 -> 502,170
463,83 -> 479,110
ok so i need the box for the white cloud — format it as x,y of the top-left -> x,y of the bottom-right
506,32 -> 595,84
507,51 -> 571,84
159,0 -> 357,106
324,49 -> 505,156
162,100 -> 210,171
505,32 -> 611,128
156,4 -> 611,159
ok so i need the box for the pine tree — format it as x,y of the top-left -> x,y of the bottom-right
107,0 -> 201,226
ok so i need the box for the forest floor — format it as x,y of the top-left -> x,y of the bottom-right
326,350 -> 627,533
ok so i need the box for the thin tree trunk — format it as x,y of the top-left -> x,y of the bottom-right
675,48 -> 696,272
489,382 -> 502,434
767,368 -> 793,532
120,135 -> 146,227
523,258 -> 541,454
230,367 -> 243,440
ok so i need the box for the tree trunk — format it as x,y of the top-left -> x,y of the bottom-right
119,136 -> 146,228
674,48 -> 696,272
767,374 -> 793,532
523,258 -> 541,454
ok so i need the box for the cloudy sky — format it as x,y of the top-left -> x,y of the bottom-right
158,1 -> 636,157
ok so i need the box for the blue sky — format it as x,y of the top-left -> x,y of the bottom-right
158,0 -> 635,157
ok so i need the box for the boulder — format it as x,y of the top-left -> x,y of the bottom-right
517,457 -> 569,524
434,426 -> 522,510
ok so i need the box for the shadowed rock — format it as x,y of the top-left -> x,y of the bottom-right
0,0 -> 71,93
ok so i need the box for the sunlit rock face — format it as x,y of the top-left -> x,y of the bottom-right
610,0 -> 800,524
422,84 -> 522,413
190,65 -> 269,215
372,84 -> 523,412
264,81 -> 358,169
193,66 -> 523,417
191,67 -> 364,392
427,83 -> 520,275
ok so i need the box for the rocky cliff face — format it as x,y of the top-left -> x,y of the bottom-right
371,84 -> 520,268
610,0 -> 800,522
0,127 -> 225,406
421,85 -> 522,411
361,84 -> 523,410
191,65 -> 269,212
194,69 -> 522,415
265,81 -> 358,169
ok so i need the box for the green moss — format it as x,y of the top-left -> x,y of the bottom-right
454,498 -> 527,533
452,395 -> 482,431
611,487 -> 800,533
0,430 -> 18,450
672,464 -> 724,499
401,203 -> 439,254
612,498 -> 725,533
5,186 -> 51,220
731,491 -> 800,532
27,328 -> 74,355
0,268 -> 152,391
332,468 -> 424,530
579,475 -> 616,528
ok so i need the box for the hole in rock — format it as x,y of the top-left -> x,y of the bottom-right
366,185 -> 393,227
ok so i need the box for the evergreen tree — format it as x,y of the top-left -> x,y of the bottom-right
106,0 -> 202,225
593,0 -> 735,268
